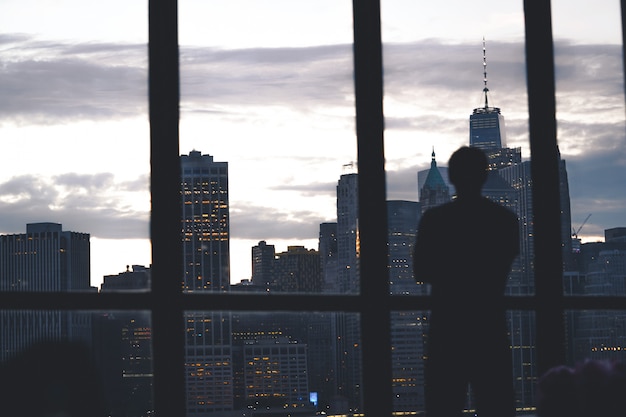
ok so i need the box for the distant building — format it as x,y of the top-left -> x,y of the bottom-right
0,223 -> 91,361
336,173 -> 359,294
101,264 -> 151,291
606,227 -> 626,243
251,240 -> 275,289
418,151 -> 451,214
181,150 -> 230,292
243,338 -> 310,410
334,172 -> 362,409
386,200 -> 426,412
319,222 -> 338,293
275,246 -> 321,293
470,104 -> 506,151
387,200 -> 421,294
180,150 -> 233,414
97,265 -> 153,416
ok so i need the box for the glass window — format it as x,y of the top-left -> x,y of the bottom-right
179,0 -> 356,295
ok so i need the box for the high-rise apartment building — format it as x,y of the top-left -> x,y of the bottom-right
0,223 -> 91,361
180,150 -> 233,414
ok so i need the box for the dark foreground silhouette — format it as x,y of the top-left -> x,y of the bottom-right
414,146 -> 519,417
0,341 -> 106,417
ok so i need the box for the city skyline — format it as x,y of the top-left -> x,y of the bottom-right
0,0 -> 624,285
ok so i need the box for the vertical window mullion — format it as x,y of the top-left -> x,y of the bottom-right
149,0 -> 186,416
353,0 -> 393,415
622,0 -> 626,108
523,0 -> 566,374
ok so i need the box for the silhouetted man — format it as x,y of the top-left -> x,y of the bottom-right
414,146 -> 519,417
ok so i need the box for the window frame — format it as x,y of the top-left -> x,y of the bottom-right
1,1 -> 626,416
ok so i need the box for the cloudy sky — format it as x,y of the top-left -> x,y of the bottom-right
0,0 -> 624,286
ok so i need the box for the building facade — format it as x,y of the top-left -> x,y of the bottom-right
0,222 -> 91,361
181,151 -> 234,415
251,240 -> 275,290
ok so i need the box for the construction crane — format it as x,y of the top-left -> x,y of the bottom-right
572,213 -> 592,239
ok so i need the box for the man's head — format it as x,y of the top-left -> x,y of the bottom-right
448,146 -> 488,196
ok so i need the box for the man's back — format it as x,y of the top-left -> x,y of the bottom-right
413,146 -> 518,417
415,196 -> 519,302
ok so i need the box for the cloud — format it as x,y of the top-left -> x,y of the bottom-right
0,35 -> 147,124
0,34 -> 624,242
0,173 -> 149,239
180,44 -> 354,114
230,204 -> 327,240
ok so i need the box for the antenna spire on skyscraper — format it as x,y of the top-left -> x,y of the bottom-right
483,36 -> 489,109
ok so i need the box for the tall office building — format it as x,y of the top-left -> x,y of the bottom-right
387,200 -> 421,295
334,172 -> 362,410
181,150 -> 230,292
469,40 -> 506,152
336,172 -> 359,294
0,223 -> 91,361
319,222 -> 338,293
386,200 -> 426,412
180,150 -> 233,414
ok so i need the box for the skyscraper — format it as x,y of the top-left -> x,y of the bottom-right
181,150 -> 230,292
0,223 -> 91,361
469,40 -> 506,152
334,171 -> 362,410
336,172 -> 359,294
180,150 -> 233,414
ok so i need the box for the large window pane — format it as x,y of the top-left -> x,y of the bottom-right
381,1 -> 536,414
381,0 -> 530,295
0,1 -> 151,290
0,310 -> 153,416
551,0 -> 626,294
184,311 -> 362,416
178,0 -> 355,294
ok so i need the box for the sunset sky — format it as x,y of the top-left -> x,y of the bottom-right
0,0 -> 624,286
